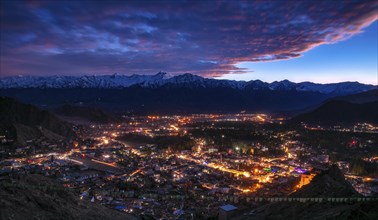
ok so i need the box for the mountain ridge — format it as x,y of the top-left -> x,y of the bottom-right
1,72 -> 376,95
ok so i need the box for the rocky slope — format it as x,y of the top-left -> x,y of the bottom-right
233,165 -> 377,220
0,97 -> 75,145
291,165 -> 359,198
0,174 -> 138,220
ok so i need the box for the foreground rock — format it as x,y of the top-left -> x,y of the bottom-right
291,164 -> 360,198
232,165 -> 378,220
0,174 -> 138,220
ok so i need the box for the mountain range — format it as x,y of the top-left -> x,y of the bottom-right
0,72 -> 376,95
0,72 -> 376,114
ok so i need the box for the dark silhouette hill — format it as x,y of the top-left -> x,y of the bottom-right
0,97 -> 74,145
291,100 -> 378,125
0,88 -> 332,114
54,104 -> 118,124
333,89 -> 378,104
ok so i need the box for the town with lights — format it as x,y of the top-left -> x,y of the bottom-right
1,114 -> 378,219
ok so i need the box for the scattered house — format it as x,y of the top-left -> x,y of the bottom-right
218,204 -> 238,220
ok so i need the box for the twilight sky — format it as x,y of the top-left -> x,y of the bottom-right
0,0 -> 377,84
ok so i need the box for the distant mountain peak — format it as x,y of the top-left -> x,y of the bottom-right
171,73 -> 204,81
155,71 -> 167,77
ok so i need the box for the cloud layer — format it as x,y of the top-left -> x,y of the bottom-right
0,0 -> 377,76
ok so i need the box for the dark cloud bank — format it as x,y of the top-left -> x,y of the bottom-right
0,0 -> 377,76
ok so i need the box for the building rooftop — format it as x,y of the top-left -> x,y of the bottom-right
220,204 -> 237,212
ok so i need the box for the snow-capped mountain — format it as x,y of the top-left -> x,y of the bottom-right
0,72 -> 376,95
